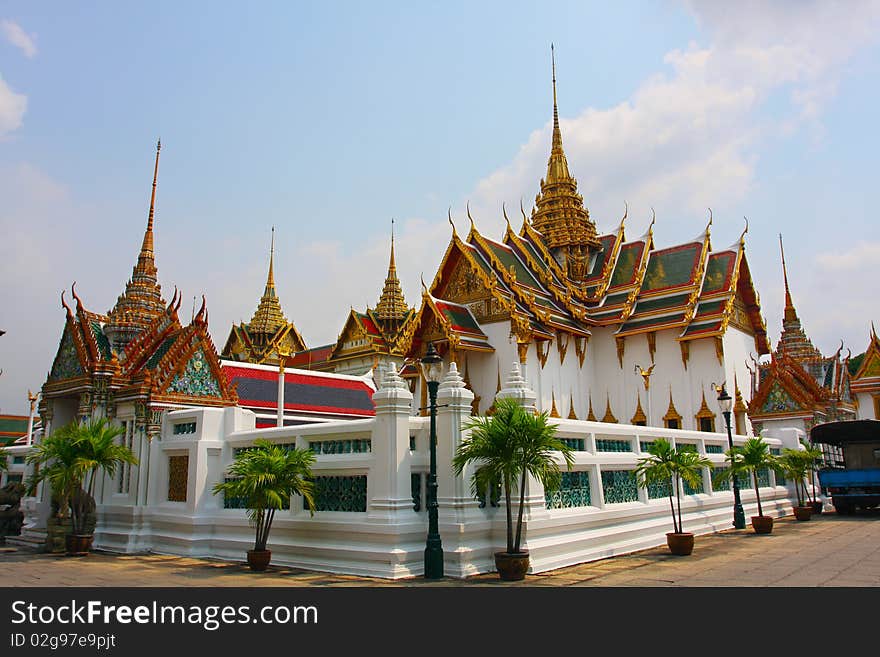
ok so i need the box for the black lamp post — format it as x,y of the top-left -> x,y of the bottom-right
716,384 -> 746,529
421,342 -> 444,579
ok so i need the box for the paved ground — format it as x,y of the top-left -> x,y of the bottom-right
2,511 -> 879,587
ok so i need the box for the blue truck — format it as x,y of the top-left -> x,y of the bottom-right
811,419 -> 880,515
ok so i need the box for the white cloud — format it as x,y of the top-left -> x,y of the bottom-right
816,241 -> 880,271
1,19 -> 37,58
0,73 -> 26,136
467,2 -> 880,242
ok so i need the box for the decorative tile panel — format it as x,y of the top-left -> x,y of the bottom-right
546,471 -> 591,509
705,444 -> 725,454
712,466 -> 730,491
560,438 -> 585,451
761,382 -> 800,413
601,470 -> 639,503
49,327 -> 84,381
647,479 -> 672,499
168,348 -> 221,397
167,455 -> 188,502
309,439 -> 371,454
313,475 -> 367,512
596,439 -> 631,452
172,422 -> 196,435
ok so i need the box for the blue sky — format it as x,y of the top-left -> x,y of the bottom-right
2,1 -> 879,414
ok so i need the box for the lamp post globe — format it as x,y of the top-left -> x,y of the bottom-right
716,384 -> 745,530
421,342 -> 444,578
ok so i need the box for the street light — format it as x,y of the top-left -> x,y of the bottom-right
716,383 -> 745,529
420,342 -> 444,579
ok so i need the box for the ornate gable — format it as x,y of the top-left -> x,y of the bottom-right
166,348 -> 223,398
48,323 -> 86,382
759,381 -> 802,414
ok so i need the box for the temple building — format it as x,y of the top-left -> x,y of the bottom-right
747,236 -> 855,436
220,228 -> 306,366
234,225 -> 418,382
39,142 -> 237,455
220,230 -> 384,426
850,324 -> 880,420
401,51 -> 770,430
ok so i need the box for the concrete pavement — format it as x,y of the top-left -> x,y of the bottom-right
2,511 -> 878,587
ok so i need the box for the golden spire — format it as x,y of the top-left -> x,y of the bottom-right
550,390 -> 560,418
779,234 -> 797,323
141,139 -> 160,257
375,219 -> 410,326
104,140 -> 166,351
567,392 -> 578,420
248,227 -> 288,338
548,43 -> 569,181
530,45 -> 600,280
266,225 -> 276,294
775,233 -> 822,361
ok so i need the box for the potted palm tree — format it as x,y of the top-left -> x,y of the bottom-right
715,436 -> 780,534
213,439 -> 316,571
454,397 -> 574,581
779,447 -> 812,521
634,438 -> 712,555
27,418 -> 137,555
802,440 -> 825,514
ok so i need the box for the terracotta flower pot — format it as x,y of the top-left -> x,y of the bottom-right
494,551 -> 530,581
793,506 -> 813,521
751,515 -> 774,534
65,534 -> 93,556
247,549 -> 272,571
666,532 -> 694,556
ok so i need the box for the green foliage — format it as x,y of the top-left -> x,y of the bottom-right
27,418 -> 137,535
212,439 -> 316,551
634,438 -> 712,534
779,448 -> 810,507
713,435 -> 779,518
0,447 -> 8,472
455,398 -> 574,554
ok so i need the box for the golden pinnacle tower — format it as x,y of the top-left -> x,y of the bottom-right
104,140 -> 167,352
248,227 -> 288,344
374,219 -> 410,332
530,45 -> 601,281
221,228 -> 306,364
775,234 -> 822,361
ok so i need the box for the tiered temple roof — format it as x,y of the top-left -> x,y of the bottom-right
103,141 -> 167,352
748,235 -> 854,426
403,51 -> 769,367
42,144 -> 236,425
291,231 -> 416,373
221,228 -> 307,365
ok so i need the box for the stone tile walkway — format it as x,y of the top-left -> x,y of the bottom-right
2,511 -> 878,587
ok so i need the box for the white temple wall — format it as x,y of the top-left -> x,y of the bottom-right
723,326 -> 760,434
78,370 -> 796,579
587,326 -> 623,419
855,391 -> 878,420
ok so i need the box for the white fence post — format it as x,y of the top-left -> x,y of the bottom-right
369,363 -> 416,520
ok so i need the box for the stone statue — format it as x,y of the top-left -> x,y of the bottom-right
0,482 -> 25,542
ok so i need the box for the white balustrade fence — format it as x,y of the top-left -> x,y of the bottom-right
15,363 -> 800,579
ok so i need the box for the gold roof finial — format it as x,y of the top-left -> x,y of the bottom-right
267,226 -> 276,291
141,139 -> 161,257
248,227 -> 288,335
779,233 -> 797,322
375,218 -> 410,324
